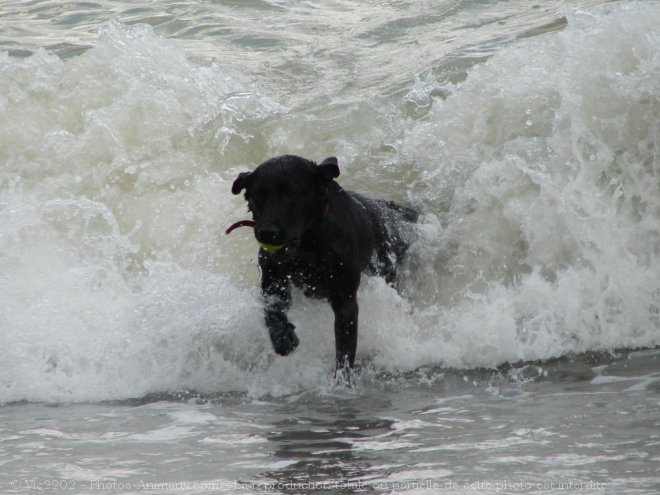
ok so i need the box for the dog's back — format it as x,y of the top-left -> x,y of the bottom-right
347,192 -> 418,285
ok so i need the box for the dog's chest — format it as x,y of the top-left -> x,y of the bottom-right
283,251 -> 330,299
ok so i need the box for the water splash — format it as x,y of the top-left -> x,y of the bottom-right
1,5 -> 658,403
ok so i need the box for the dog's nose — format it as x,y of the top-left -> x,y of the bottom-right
255,225 -> 284,245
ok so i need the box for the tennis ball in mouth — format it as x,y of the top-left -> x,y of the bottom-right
259,242 -> 284,253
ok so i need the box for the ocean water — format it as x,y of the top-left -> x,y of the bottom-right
0,1 -> 659,493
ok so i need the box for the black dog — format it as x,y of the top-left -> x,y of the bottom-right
228,155 -> 417,374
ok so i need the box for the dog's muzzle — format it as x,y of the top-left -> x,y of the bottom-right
225,219 -> 285,253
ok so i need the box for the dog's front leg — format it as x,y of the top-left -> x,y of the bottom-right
259,252 -> 299,356
330,289 -> 359,373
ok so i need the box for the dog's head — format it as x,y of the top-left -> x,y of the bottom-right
231,155 -> 340,253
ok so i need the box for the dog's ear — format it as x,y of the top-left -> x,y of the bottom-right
231,171 -> 252,195
317,157 -> 340,181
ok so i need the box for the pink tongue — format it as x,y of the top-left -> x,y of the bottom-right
225,220 -> 256,235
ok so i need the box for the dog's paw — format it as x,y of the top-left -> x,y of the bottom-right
269,322 -> 299,356
272,330 -> 299,356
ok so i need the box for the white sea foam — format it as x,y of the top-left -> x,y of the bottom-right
0,5 -> 658,402
395,3 -> 660,367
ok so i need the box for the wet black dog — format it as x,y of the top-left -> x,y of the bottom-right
228,155 -> 417,375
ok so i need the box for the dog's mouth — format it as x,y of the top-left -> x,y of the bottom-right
225,219 -> 288,254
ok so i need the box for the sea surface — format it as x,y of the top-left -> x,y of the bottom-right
1,1 -> 659,493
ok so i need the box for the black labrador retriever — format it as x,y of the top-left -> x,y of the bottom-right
227,155 -> 417,375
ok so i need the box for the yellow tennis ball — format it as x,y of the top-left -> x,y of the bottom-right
259,242 -> 284,253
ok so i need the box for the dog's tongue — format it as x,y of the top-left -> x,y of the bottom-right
225,219 -> 256,235
225,220 -> 284,253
